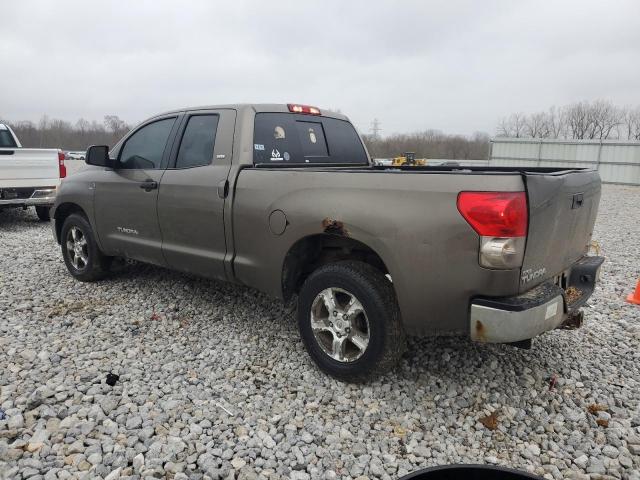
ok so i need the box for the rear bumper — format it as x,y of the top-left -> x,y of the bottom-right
0,188 -> 56,207
470,255 -> 605,343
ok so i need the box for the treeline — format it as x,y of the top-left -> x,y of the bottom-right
497,100 -> 640,140
362,130 -> 490,160
0,115 -> 132,151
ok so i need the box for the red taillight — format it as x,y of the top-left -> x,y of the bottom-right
287,104 -> 321,115
457,191 -> 527,237
58,151 -> 67,179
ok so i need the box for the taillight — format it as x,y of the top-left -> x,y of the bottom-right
287,104 -> 321,115
457,191 -> 527,237
58,151 -> 67,179
457,191 -> 528,269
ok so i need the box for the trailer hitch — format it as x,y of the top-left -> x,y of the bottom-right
559,310 -> 584,330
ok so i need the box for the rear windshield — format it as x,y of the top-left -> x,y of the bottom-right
0,126 -> 17,148
253,113 -> 368,165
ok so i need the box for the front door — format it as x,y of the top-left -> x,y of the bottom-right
157,109 -> 236,280
94,116 -> 179,266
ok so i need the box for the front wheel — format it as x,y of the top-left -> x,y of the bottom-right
61,213 -> 112,282
35,206 -> 50,221
297,261 -> 406,382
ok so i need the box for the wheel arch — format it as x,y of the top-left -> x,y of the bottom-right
53,203 -> 88,244
281,233 -> 392,302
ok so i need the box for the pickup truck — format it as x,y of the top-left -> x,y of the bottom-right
51,104 -> 604,381
0,123 -> 66,220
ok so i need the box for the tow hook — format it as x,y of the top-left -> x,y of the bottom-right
559,310 -> 584,330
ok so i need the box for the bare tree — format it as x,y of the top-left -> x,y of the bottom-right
545,106 -> 567,139
587,100 -> 621,139
4,114 -> 132,150
104,115 -> 129,138
500,100 -> 632,141
497,113 -> 526,138
362,128 -> 489,160
38,114 -> 50,147
524,112 -> 549,138
563,102 -> 593,139
622,106 -> 640,140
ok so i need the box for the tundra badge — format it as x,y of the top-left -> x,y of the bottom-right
521,267 -> 547,285
116,227 -> 139,235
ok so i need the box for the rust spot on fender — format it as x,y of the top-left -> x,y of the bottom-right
475,320 -> 486,342
322,218 -> 349,236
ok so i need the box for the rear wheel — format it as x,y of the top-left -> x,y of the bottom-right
35,206 -> 50,221
61,213 -> 112,281
297,261 -> 406,382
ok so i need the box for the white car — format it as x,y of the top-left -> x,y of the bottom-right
66,151 -> 86,160
0,123 -> 66,221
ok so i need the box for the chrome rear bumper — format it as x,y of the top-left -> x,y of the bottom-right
0,188 -> 56,207
470,255 -> 604,343
471,294 -> 564,343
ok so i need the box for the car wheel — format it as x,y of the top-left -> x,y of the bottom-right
297,261 -> 406,382
35,206 -> 50,221
61,213 -> 112,282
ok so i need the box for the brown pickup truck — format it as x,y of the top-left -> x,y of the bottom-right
51,104 -> 604,381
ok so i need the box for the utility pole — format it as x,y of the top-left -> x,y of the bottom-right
370,118 -> 381,138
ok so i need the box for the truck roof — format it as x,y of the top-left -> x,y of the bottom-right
148,104 -> 349,122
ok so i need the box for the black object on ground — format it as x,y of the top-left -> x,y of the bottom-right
106,373 -> 120,386
400,465 -> 542,480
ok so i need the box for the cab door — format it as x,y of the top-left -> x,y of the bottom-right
93,115 -> 180,266
157,109 -> 236,280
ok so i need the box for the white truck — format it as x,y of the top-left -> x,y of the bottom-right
0,123 -> 66,221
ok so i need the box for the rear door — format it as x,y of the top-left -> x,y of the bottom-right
157,109 -> 236,280
519,170 -> 601,292
94,115 -> 179,265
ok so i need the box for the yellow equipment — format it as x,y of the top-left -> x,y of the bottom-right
392,152 -> 427,166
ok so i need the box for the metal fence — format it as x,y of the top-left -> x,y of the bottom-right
489,138 -> 640,185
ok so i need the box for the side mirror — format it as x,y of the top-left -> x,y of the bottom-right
85,145 -> 113,167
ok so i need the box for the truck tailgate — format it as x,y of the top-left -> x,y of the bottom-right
0,149 -> 60,188
520,170 -> 601,292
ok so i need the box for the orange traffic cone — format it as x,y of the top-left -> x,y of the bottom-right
627,280 -> 640,305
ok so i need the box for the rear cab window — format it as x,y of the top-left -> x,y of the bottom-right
253,113 -> 368,165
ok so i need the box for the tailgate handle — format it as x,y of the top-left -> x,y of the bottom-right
572,193 -> 584,209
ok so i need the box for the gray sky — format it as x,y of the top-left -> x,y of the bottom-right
2,0 -> 639,136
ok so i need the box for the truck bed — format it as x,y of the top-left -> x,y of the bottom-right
233,164 -> 600,335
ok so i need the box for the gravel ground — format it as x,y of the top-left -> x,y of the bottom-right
1,184 -> 639,480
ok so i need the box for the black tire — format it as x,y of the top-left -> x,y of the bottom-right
61,213 -> 112,282
297,261 -> 406,382
35,206 -> 50,221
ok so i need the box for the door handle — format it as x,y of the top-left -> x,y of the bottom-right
140,180 -> 158,191
217,180 -> 229,199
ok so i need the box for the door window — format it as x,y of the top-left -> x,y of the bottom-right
175,115 -> 219,168
118,118 -> 176,169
